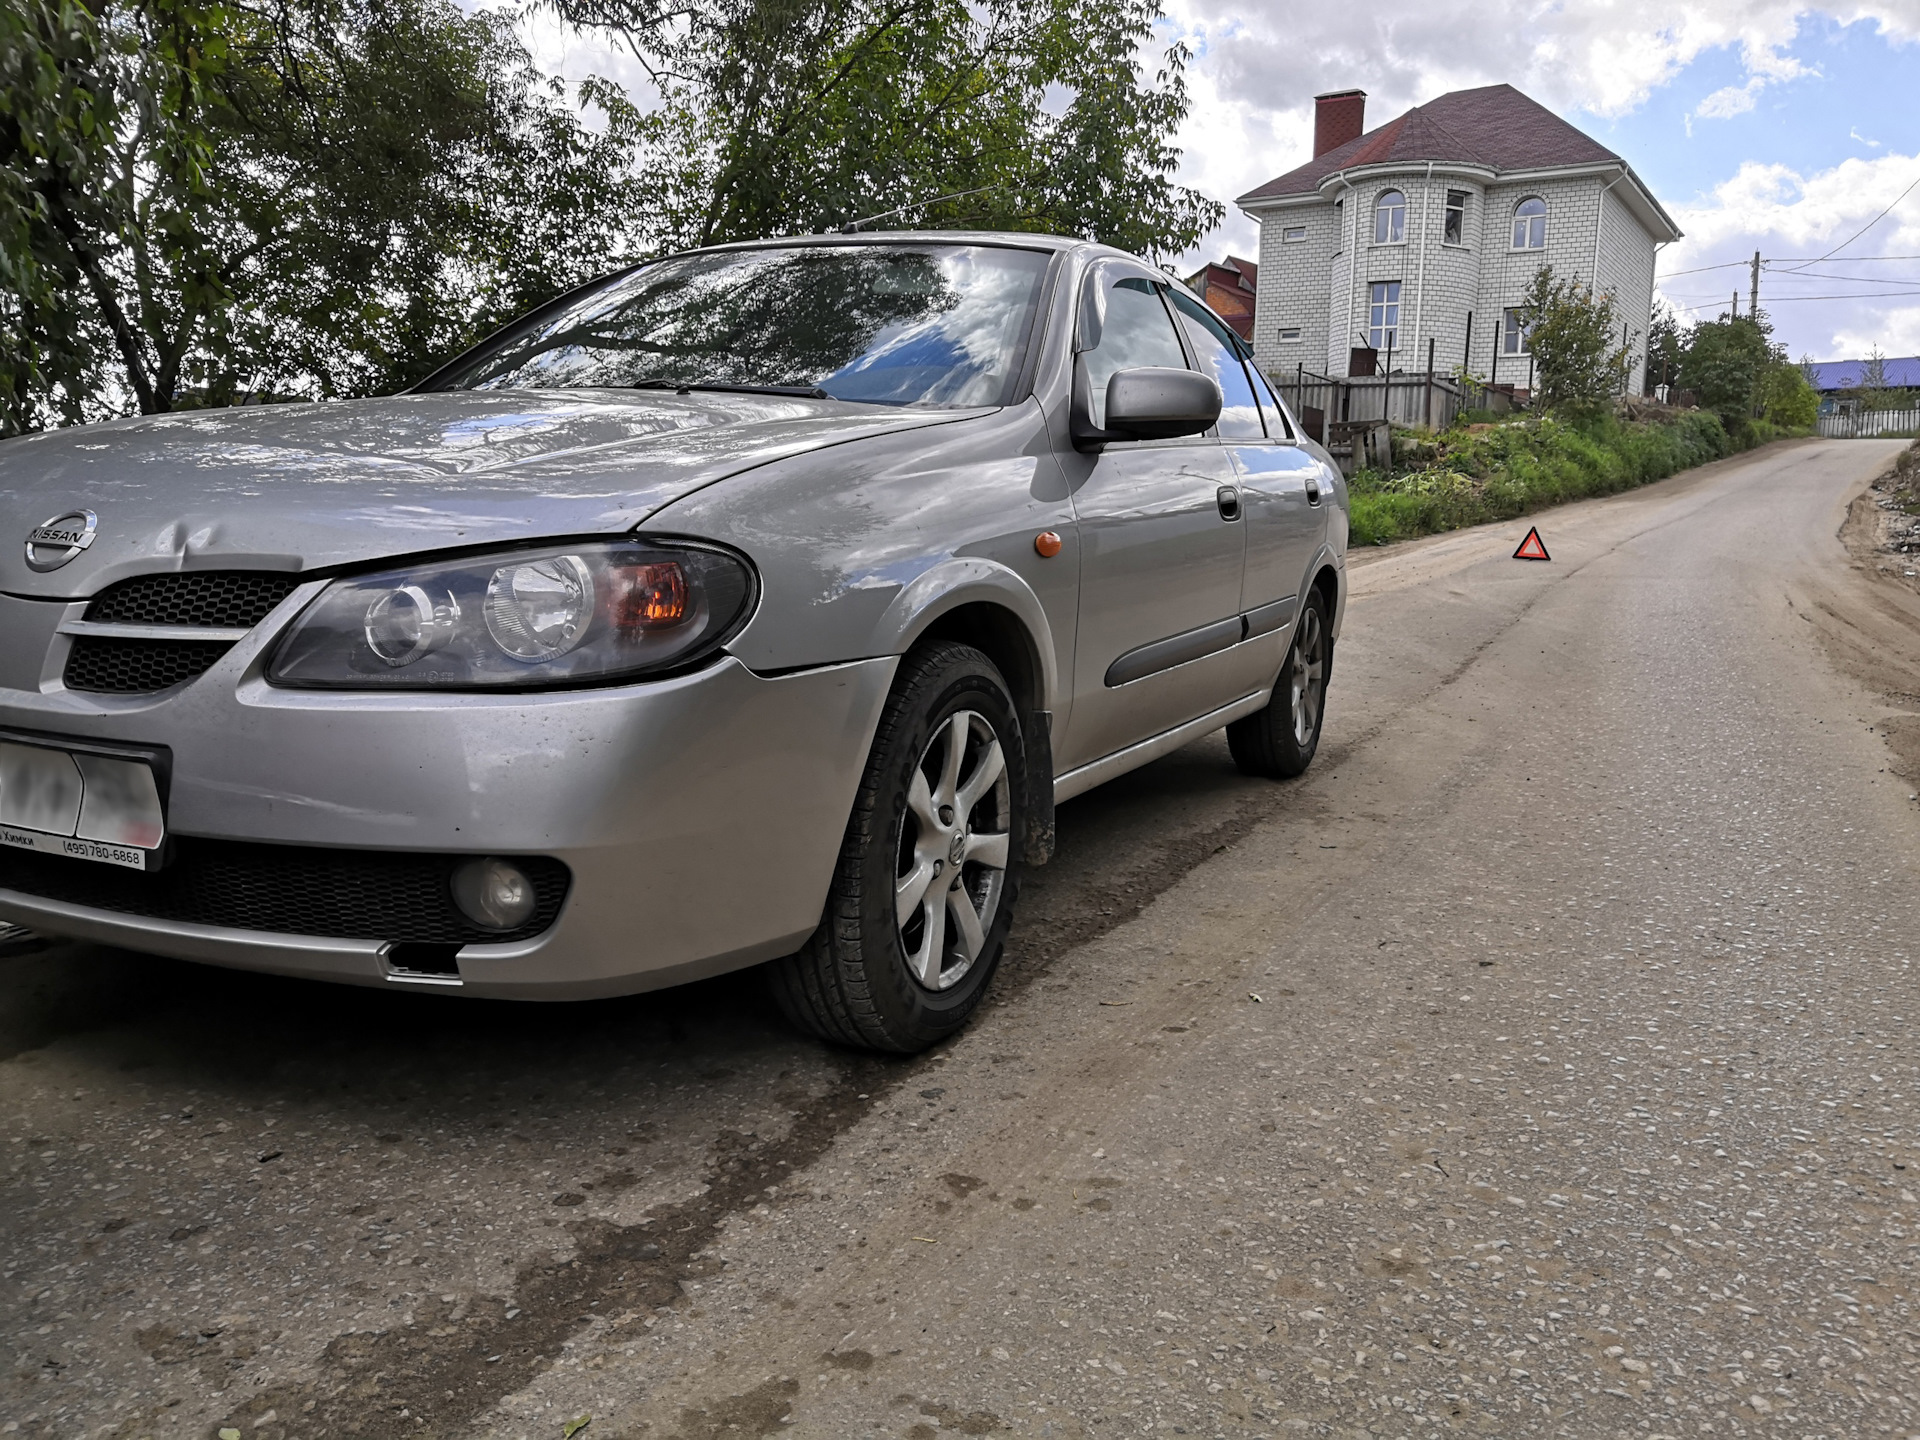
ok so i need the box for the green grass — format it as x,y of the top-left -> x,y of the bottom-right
1345,410 -> 1799,547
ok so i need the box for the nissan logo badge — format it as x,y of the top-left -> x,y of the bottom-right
25,509 -> 98,572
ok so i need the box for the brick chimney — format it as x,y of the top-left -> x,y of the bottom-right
1314,89 -> 1367,158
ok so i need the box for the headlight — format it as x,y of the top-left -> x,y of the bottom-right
267,540 -> 754,690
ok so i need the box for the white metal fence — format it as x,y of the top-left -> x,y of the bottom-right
1817,408 -> 1920,438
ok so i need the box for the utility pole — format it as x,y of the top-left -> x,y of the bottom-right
1750,251 -> 1761,320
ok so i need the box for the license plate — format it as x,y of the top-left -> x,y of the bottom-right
0,741 -> 165,871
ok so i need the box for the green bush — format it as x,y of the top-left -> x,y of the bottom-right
1759,365 -> 1820,429
1347,409 -> 1748,546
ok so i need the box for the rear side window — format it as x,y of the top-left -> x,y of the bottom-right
1082,275 -> 1189,429
1169,291 -> 1264,439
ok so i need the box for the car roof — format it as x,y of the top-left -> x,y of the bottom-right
686,230 -> 1098,257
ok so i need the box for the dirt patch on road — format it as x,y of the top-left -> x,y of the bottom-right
195,743 -> 1303,1439
1821,440 -> 1920,789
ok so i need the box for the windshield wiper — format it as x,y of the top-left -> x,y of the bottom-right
629,379 -> 832,399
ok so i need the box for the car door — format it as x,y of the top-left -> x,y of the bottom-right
1168,290 -> 1327,641
1056,263 -> 1248,773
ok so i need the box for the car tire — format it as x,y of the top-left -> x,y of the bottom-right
770,641 -> 1026,1053
1227,587 -> 1330,779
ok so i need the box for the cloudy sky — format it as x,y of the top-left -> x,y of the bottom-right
1162,0 -> 1920,362
521,0 -> 1920,364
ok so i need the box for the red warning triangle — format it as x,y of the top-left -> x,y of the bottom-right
1513,526 -> 1551,561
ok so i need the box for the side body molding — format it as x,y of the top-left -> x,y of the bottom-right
1102,594 -> 1298,689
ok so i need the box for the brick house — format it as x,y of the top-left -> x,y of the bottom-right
1182,256 -> 1259,341
1236,85 -> 1681,394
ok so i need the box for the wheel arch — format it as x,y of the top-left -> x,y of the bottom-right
1309,549 -> 1347,642
885,565 -> 1060,867
881,560 -> 1060,717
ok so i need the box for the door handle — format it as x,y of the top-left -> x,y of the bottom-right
1305,472 -> 1323,505
1216,485 -> 1241,521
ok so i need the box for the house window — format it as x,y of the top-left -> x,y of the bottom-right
1281,225 -> 1307,243
1368,281 -> 1401,350
1374,190 -> 1407,244
1512,197 -> 1547,250
1444,190 -> 1468,244
1503,306 -> 1531,354
1278,327 -> 1303,342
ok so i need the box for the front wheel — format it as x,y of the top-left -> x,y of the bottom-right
1227,588 -> 1330,779
770,642 -> 1026,1052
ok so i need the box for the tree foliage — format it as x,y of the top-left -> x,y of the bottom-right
652,0 -> 1221,258
1677,314 -> 1772,430
1643,299 -> 1687,396
1515,265 -> 1630,415
3,0 -> 1221,434
1757,362 -> 1818,429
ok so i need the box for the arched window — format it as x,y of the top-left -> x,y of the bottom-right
1374,190 -> 1407,244
1512,197 -> 1547,250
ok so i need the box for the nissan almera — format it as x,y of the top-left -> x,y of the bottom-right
0,233 -> 1346,1052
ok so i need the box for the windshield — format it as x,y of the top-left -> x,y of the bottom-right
424,243 -> 1053,408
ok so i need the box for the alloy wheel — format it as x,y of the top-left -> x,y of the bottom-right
894,709 -> 1011,991
1290,605 -> 1326,748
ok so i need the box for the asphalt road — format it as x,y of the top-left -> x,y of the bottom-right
4,438 -> 1919,1440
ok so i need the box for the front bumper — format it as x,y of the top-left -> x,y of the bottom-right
0,590 -> 894,998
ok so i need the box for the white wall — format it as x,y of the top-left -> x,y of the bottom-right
1249,167 -> 1665,402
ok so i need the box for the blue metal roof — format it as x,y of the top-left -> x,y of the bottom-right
1805,356 -> 1920,391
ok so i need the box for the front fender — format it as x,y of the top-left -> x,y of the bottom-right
881,557 -> 1063,712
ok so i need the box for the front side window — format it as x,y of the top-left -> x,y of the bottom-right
1170,290 -> 1265,439
1082,274 -> 1189,429
1512,197 -> 1547,250
1444,190 -> 1468,244
1368,281 -> 1402,351
422,243 -> 1052,408
1503,306 -> 1531,354
1374,190 -> 1407,244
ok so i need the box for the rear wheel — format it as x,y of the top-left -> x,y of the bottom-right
770,642 -> 1025,1052
1227,588 -> 1330,779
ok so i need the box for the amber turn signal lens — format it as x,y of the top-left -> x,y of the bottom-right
1034,530 -> 1063,558
608,561 -> 690,631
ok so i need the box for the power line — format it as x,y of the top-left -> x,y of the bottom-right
1773,170 -> 1920,274
1657,260 -> 1754,278
1657,253 -> 1920,279
1769,253 -> 1920,263
1756,268 -> 1920,284
1669,289 -> 1920,312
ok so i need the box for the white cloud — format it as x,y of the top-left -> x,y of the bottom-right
1697,76 -> 1767,118
1832,305 -> 1920,354
1658,152 -> 1920,356
1159,0 -> 1920,263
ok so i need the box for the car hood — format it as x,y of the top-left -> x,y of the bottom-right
0,389 -> 986,597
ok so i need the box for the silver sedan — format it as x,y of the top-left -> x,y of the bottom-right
0,233 -> 1347,1051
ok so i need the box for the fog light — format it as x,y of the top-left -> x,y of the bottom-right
450,857 -> 537,931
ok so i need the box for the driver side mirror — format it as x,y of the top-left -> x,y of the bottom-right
1104,367 -> 1222,440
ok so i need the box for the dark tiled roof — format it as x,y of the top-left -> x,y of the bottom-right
1239,84 -> 1621,203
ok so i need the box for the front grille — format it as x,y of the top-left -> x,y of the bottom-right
0,839 -> 570,945
63,570 -> 303,694
64,638 -> 235,693
85,571 -> 301,627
